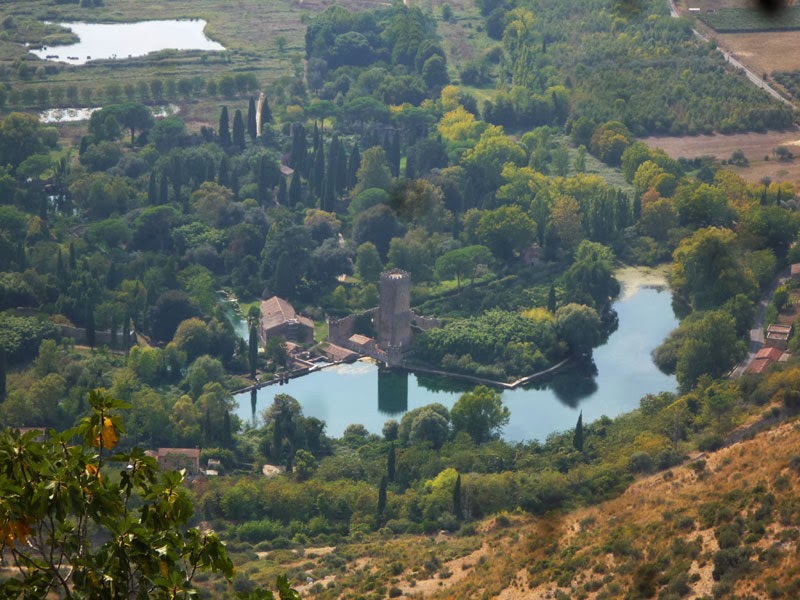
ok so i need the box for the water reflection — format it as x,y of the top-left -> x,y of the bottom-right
547,360 -> 599,408
377,369 -> 408,415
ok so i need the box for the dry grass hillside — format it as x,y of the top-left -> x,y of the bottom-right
254,416 -> 800,600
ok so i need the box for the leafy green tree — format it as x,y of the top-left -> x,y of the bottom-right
466,206 -> 537,260
674,311 -> 746,392
172,317 -> 213,362
148,290 -> 200,343
355,242 -> 383,283
555,303 -> 602,356
672,227 -> 757,310
115,102 -> 154,147
450,386 -> 510,445
354,146 -> 392,195
0,113 -> 48,170
563,241 -> 620,309
409,407 -> 450,449
435,245 -> 492,290
0,390 -> 235,597
263,394 -> 304,472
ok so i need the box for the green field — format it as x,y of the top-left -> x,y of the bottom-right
698,7 -> 800,32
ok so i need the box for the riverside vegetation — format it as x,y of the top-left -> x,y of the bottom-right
3,0 -> 800,597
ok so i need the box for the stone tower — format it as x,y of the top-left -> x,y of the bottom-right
378,269 -> 412,350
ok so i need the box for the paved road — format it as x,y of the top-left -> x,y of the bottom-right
668,0 -> 795,108
730,268 -> 790,378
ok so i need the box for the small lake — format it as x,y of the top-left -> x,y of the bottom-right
39,104 -> 178,124
234,268 -> 679,443
30,20 -> 225,65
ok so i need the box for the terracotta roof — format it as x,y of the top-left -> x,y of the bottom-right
348,334 -> 373,346
756,347 -> 784,361
319,343 -> 359,362
157,447 -> 200,458
791,263 -> 800,276
261,296 -> 300,331
749,359 -> 773,374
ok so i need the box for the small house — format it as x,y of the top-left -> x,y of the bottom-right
766,324 -> 792,351
259,296 -> 315,346
149,448 -> 201,475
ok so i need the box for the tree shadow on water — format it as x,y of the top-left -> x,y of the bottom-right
548,360 -> 598,409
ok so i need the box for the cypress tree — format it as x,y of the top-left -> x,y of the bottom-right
250,388 -> 257,418
205,407 -> 212,444
69,242 -> 77,271
230,169 -> 240,199
249,324 -> 258,379
347,145 -> 361,190
223,410 -> 232,447
288,123 -> 307,172
170,154 -> 183,207
277,176 -> 287,205
312,122 -> 320,154
159,174 -> 169,204
56,249 -> 65,283
86,308 -> 96,349
17,242 -> 26,271
335,139 -> 348,195
312,147 -> 325,199
547,285 -> 557,313
389,130 -> 401,177
218,156 -> 230,187
218,106 -> 231,147
0,345 -> 6,402
322,137 -> 339,210
123,314 -> 131,357
453,473 -> 463,521
148,171 -> 157,204
260,95 -> 272,125
110,315 -> 117,350
232,109 -> 246,150
288,173 -> 302,208
247,97 -> 257,140
573,411 -> 584,452
256,155 -> 273,206
387,442 -> 396,483
377,475 -> 388,523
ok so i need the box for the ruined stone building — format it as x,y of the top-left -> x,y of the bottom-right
328,269 -> 438,367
